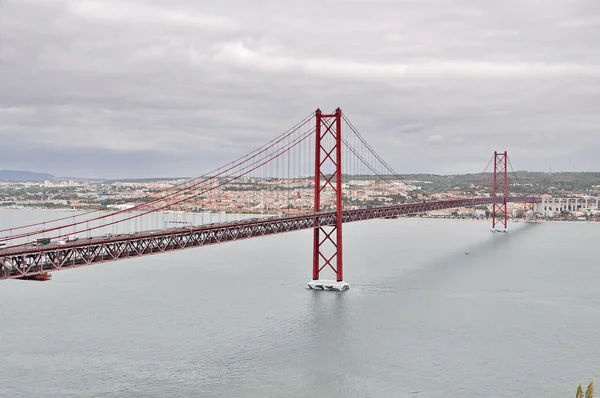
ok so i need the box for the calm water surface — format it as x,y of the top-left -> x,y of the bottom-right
1,210 -> 599,397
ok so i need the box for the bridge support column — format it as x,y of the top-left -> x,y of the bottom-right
524,195 -> 537,222
307,108 -> 349,291
492,151 -> 508,232
532,196 -> 545,219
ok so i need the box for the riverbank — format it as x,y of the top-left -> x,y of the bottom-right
397,216 -> 598,223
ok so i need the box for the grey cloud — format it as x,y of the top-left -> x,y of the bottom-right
1,0 -> 599,177
426,135 -> 445,145
67,0 -> 239,31
213,40 -> 600,79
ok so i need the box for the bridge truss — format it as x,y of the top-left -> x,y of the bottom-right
0,196 -> 538,281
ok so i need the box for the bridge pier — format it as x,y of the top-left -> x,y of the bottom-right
308,108 -> 349,291
307,279 -> 350,291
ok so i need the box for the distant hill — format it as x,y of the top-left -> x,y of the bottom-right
101,177 -> 190,184
0,170 -> 186,183
396,171 -> 600,196
0,170 -> 55,182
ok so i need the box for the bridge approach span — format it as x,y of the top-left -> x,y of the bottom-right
0,196 -> 539,280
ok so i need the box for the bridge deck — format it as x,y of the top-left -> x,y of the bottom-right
0,197 -> 539,280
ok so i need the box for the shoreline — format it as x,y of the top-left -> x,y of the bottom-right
398,216 -> 597,224
1,208 -> 597,224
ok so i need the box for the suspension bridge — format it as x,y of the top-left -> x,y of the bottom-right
0,108 -> 539,288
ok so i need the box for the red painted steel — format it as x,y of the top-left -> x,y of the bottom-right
492,151 -> 509,230
335,109 -> 343,282
312,108 -> 344,282
312,109 -> 322,280
0,196 -> 540,280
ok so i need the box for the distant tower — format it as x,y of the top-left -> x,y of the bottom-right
491,151 -> 508,232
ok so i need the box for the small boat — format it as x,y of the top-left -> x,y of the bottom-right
20,272 -> 52,281
38,273 -> 52,281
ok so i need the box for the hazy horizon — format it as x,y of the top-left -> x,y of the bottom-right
1,166 -> 596,182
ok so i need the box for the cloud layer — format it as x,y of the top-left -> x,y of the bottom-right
1,0 -> 599,177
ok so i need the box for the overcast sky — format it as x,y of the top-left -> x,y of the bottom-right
1,0 -> 599,178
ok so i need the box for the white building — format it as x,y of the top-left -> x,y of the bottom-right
534,197 -> 600,217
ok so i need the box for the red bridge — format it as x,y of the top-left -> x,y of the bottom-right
0,109 -> 540,287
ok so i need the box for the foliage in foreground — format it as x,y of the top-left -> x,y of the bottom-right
576,379 -> 594,398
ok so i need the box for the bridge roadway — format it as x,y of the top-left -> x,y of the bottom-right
0,196 -> 539,280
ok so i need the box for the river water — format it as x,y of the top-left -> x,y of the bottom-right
1,210 -> 599,397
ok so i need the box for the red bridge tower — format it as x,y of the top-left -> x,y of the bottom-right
492,151 -> 509,232
307,108 -> 349,291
